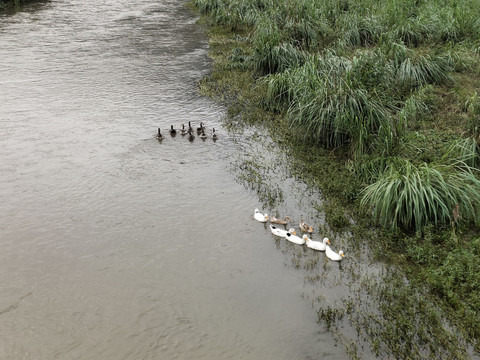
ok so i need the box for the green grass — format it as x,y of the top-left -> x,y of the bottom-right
192,0 -> 480,354
360,159 -> 480,231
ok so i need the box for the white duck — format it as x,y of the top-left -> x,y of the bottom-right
325,245 -> 344,261
270,225 -> 295,238
285,233 -> 306,245
254,209 -> 269,223
305,237 -> 330,251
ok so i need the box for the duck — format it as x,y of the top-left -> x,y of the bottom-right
155,128 -> 165,140
299,220 -> 314,234
187,129 -> 195,142
269,225 -> 296,238
325,245 -> 344,261
169,125 -> 177,136
188,121 -> 194,133
196,122 -> 205,134
270,216 -> 292,225
179,124 -> 188,135
254,208 -> 268,223
305,237 -> 330,251
200,130 -> 208,140
285,233 -> 306,245
212,128 -> 218,140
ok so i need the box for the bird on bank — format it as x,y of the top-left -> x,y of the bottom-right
305,237 -> 330,251
325,245 -> 344,261
156,128 -> 164,140
254,208 -> 268,223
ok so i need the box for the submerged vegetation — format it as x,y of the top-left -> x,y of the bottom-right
192,0 -> 480,356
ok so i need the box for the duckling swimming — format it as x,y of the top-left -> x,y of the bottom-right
270,216 -> 291,225
169,125 -> 177,136
299,220 -> 314,234
196,122 -> 205,134
179,124 -> 188,135
155,128 -> 165,140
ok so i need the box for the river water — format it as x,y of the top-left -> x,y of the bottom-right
0,1 -> 348,359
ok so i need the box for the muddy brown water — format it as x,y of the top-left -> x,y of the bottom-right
0,1 -> 350,359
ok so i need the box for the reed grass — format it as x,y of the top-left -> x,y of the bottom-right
361,160 -> 480,231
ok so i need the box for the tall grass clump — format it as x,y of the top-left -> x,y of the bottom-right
361,160 -> 480,231
443,137 -> 480,170
395,52 -> 454,91
338,14 -> 384,48
280,51 -> 399,158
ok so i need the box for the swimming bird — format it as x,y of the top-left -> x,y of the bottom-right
179,124 -> 188,135
285,233 -> 306,245
155,128 -> 165,140
270,216 -> 291,225
305,237 -> 330,251
269,225 -> 295,238
325,245 -> 344,261
169,125 -> 177,136
197,122 -> 205,134
200,130 -> 208,140
187,129 -> 195,142
254,208 -> 268,223
212,128 -> 218,140
188,121 -> 193,133
299,220 -> 314,234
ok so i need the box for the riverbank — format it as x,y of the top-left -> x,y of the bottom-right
0,0 -> 34,10
191,0 -> 480,358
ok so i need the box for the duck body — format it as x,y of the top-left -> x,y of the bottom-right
299,221 -> 314,234
187,129 -> 195,142
270,225 -> 295,238
254,209 -> 268,223
200,130 -> 208,140
306,237 -> 330,251
325,245 -> 344,261
196,122 -> 205,134
155,128 -> 165,140
212,128 -> 218,140
285,233 -> 306,245
270,216 -> 291,225
179,124 -> 188,135
169,125 -> 177,136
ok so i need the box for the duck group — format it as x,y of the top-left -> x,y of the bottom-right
155,122 -> 219,142
254,208 -> 344,262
